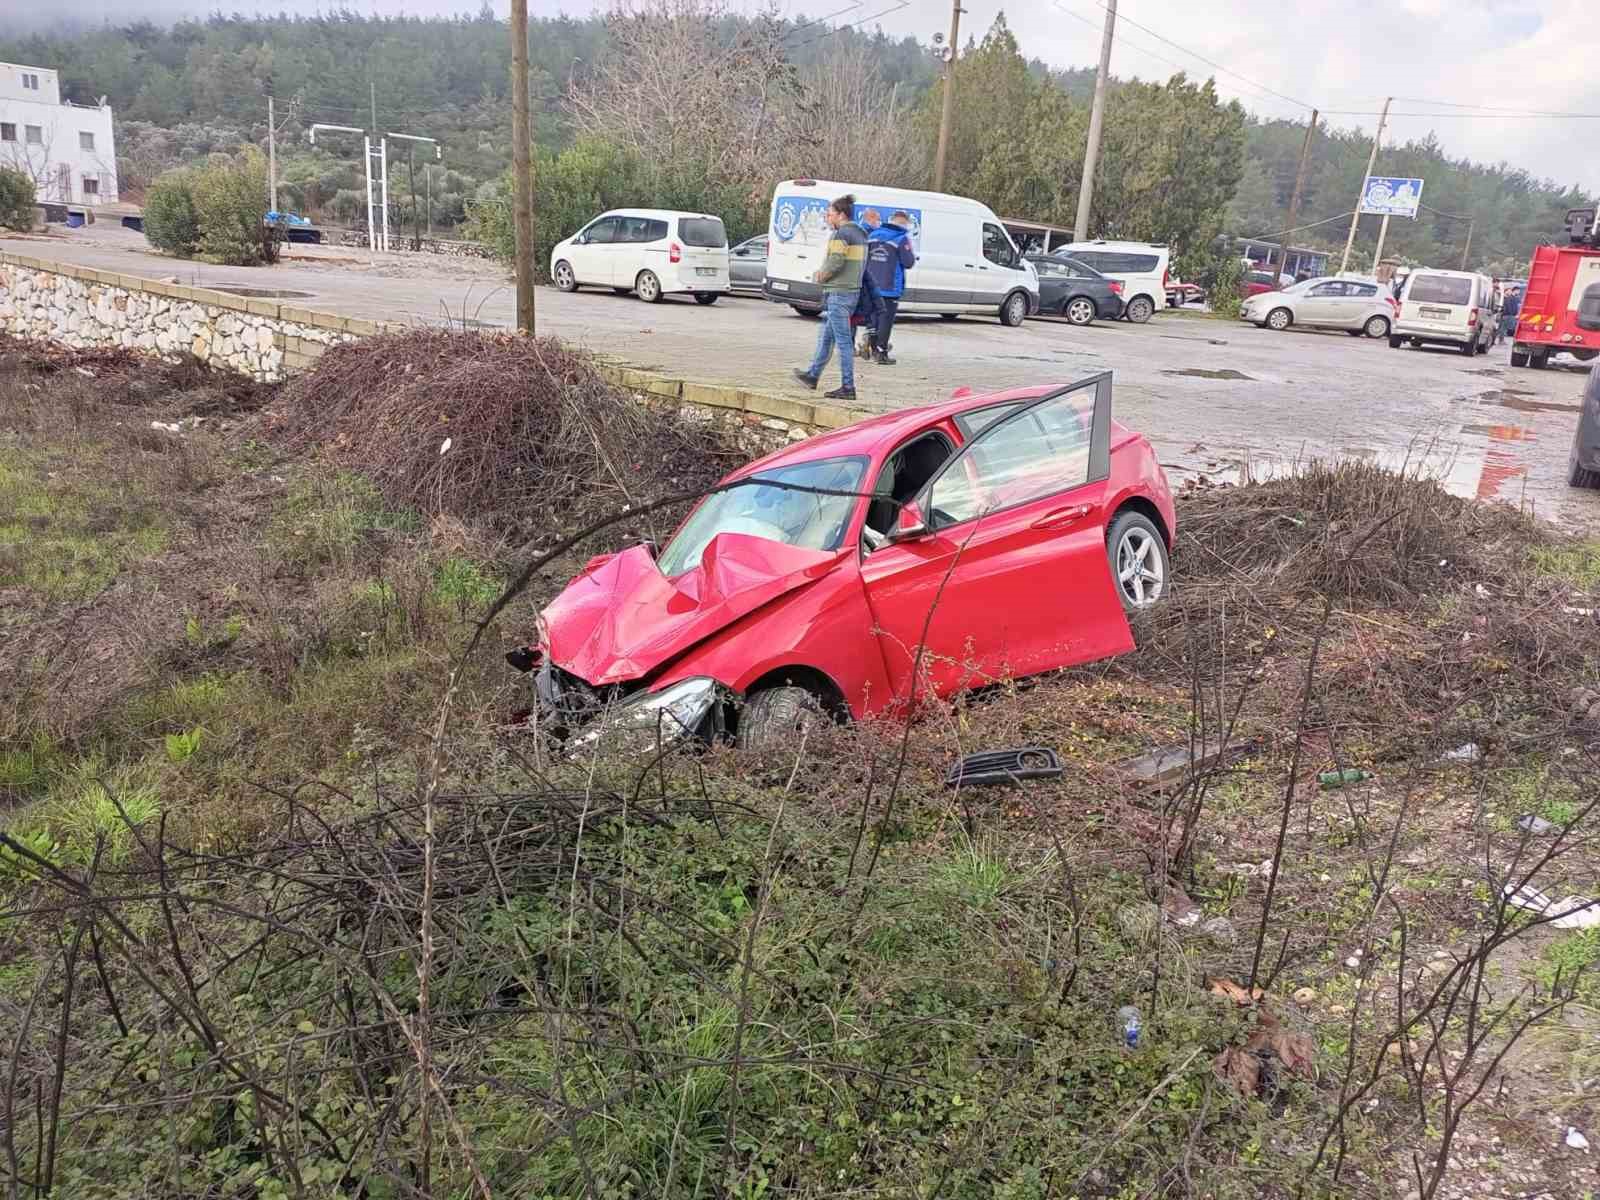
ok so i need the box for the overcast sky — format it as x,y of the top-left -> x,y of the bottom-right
23,0 -> 1600,194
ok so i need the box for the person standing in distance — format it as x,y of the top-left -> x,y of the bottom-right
864,210 -> 916,364
794,195 -> 867,401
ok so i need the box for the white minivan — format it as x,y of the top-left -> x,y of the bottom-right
1049,240 -> 1170,324
762,179 -> 1038,326
550,208 -> 730,304
1391,269 -> 1497,355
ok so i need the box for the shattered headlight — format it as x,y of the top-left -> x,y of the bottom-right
568,677 -> 723,754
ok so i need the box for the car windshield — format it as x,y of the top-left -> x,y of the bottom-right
655,455 -> 868,577
679,217 -> 727,248
1408,274 -> 1472,304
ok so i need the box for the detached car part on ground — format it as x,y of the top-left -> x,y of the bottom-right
509,375 -> 1176,751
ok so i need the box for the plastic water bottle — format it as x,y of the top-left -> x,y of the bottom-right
1318,768 -> 1372,790
1117,1005 -> 1142,1049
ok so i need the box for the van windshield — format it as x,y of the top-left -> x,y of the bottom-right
1409,274 -> 1472,305
679,217 -> 727,248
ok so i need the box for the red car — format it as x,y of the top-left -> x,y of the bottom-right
513,374 -> 1176,749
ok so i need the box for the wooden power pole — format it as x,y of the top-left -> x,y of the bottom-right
511,0 -> 536,335
931,0 -> 964,193
1074,0 -> 1117,242
1275,108 -> 1317,283
1339,96 -> 1391,275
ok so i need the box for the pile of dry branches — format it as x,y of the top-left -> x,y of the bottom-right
270,330 -> 742,539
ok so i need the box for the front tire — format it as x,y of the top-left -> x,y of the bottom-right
736,686 -> 823,752
694,293 -> 719,306
999,291 -> 1029,327
636,270 -> 663,304
553,260 -> 578,292
1125,295 -> 1155,324
1364,315 -> 1390,338
1265,307 -> 1292,332
1064,297 -> 1096,326
1107,510 -> 1169,612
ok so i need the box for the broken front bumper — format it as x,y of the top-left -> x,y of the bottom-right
514,653 -> 727,752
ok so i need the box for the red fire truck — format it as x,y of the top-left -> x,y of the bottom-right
1510,206 -> 1600,369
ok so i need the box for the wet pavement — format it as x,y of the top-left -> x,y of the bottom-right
6,227 -> 1598,534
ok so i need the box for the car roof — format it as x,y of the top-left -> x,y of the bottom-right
1409,268 -> 1478,278
1056,240 -> 1169,252
731,385 -> 1066,477
598,208 -> 721,221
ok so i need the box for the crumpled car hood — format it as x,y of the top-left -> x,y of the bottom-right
541,535 -> 841,686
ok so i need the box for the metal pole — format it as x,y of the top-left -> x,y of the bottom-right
511,0 -> 536,334
1460,219 -> 1474,270
1339,96 -> 1391,275
267,93 -> 278,213
1276,108 -> 1316,283
1371,213 -> 1391,275
379,138 -> 390,253
1074,0 -> 1117,242
363,135 -> 376,253
931,0 -> 964,193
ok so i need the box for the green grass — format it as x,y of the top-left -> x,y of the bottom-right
0,455 -> 167,600
1529,540 -> 1600,591
266,470 -> 420,570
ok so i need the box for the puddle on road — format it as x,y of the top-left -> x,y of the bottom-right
1163,367 -> 1255,380
1173,420 -> 1536,502
1485,394 -> 1581,415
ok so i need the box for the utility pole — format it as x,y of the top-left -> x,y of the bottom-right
1275,108 -> 1316,284
931,0 -> 964,193
370,79 -> 378,136
1074,0 -> 1117,242
511,0 -> 536,334
1339,95 -> 1391,275
1460,218 -> 1474,269
267,92 -> 278,213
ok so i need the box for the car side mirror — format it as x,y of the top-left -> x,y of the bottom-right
888,502 -> 930,543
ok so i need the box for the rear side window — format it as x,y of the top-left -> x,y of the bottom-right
1068,251 -> 1105,271
1350,283 -> 1378,298
679,217 -> 727,247
1409,274 -> 1472,305
1109,253 -> 1161,274
618,217 -> 667,243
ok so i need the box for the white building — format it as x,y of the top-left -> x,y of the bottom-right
0,61 -> 117,207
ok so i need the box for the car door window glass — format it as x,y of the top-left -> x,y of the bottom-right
982,224 -> 1017,268
584,217 -> 620,245
953,401 -> 1023,440
616,217 -> 650,243
1308,281 -> 1345,297
1349,283 -> 1378,298
1061,258 -> 1099,277
929,392 -> 1094,527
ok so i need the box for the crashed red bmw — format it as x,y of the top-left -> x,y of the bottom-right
510,373 -> 1175,748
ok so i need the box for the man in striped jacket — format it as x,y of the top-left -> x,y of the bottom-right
793,194 -> 867,402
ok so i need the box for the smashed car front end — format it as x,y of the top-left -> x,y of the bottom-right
528,655 -> 730,752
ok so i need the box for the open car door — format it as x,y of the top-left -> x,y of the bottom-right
858,374 -> 1134,706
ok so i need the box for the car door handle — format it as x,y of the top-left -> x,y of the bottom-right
1031,504 -> 1093,530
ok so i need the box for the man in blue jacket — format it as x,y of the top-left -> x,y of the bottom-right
862,211 -> 916,365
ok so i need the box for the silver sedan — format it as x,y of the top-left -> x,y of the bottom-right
730,235 -> 768,292
1241,277 -> 1398,339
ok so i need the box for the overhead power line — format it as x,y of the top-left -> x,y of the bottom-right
1081,0 -> 1316,112
1392,95 -> 1600,119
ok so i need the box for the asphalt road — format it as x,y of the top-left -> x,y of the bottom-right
7,227 -> 1598,533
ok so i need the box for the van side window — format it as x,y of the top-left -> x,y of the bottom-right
982,224 -> 1018,269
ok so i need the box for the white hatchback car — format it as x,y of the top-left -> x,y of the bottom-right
551,208 -> 731,304
1241,276 -> 1398,339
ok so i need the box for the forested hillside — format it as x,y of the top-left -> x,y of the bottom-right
2,9 -> 1590,272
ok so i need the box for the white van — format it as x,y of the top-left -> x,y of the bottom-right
1391,269 -> 1496,355
1049,240 -> 1170,324
550,208 -> 730,304
762,179 -> 1038,326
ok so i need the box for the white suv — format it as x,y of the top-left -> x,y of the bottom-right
551,208 -> 731,304
1050,240 -> 1169,324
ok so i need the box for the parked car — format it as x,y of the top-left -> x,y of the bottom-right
1026,255 -> 1124,324
1390,269 -> 1497,355
1241,276 -> 1397,338
730,234 -> 768,291
508,374 -> 1175,750
1239,269 -> 1288,299
550,208 -> 730,304
763,178 -> 1038,326
1571,361 -> 1600,489
1047,240 -> 1169,324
